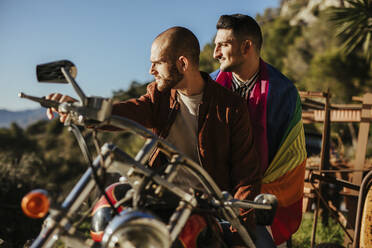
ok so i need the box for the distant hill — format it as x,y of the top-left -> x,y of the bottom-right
0,108 -> 47,128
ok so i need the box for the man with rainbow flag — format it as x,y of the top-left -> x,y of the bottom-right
211,14 -> 307,247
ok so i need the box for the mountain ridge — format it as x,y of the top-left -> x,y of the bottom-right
0,108 -> 47,128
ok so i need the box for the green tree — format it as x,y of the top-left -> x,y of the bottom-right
112,81 -> 148,101
26,120 -> 48,135
199,42 -> 220,73
0,123 -> 38,160
283,11 -> 340,85
328,0 -> 372,62
260,18 -> 302,71
303,49 -> 371,102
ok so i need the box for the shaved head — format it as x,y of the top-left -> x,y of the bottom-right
153,26 -> 200,66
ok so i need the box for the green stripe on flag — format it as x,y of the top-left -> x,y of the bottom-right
278,94 -> 303,148
263,120 -> 307,183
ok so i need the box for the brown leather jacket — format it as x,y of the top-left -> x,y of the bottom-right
111,72 -> 261,202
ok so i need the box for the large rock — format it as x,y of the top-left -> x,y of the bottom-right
280,0 -> 343,26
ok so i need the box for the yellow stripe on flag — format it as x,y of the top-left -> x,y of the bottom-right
263,120 -> 307,183
262,160 -> 306,207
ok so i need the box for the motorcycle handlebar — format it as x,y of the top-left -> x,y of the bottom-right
18,92 -> 60,109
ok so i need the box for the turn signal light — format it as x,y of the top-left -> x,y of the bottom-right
21,189 -> 50,219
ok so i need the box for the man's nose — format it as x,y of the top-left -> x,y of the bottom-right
149,63 -> 156,75
213,46 -> 221,59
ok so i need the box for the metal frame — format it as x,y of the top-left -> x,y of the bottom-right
301,91 -> 372,248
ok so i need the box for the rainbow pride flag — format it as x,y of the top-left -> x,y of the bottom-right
211,59 -> 307,245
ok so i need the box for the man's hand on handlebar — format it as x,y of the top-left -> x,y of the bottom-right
46,93 -> 77,122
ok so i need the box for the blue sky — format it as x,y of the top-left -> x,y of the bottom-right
0,0 -> 279,111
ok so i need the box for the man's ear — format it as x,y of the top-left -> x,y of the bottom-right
178,56 -> 189,72
241,40 -> 253,55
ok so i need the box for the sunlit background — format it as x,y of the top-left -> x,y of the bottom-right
0,0 -> 278,111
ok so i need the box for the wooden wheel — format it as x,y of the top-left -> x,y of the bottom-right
360,185 -> 372,248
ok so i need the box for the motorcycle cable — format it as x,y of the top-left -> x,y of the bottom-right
68,124 -> 118,215
91,129 -> 119,215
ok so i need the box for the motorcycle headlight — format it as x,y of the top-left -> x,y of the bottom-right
101,210 -> 171,248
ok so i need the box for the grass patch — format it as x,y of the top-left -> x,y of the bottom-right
292,212 -> 344,247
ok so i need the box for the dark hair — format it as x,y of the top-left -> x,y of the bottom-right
156,26 -> 200,66
216,14 -> 262,52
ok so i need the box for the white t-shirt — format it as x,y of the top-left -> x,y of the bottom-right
166,91 -> 203,164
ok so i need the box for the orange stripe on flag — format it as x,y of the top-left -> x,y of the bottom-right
261,159 -> 306,207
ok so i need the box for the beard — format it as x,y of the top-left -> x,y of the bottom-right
219,58 -> 243,73
156,63 -> 184,92
219,62 -> 234,72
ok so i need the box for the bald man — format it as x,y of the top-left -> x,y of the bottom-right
47,26 -> 261,247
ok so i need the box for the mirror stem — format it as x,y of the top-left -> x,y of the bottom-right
61,67 -> 87,105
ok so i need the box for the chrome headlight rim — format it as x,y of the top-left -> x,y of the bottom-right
101,209 -> 171,248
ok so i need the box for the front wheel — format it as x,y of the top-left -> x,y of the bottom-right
360,185 -> 372,248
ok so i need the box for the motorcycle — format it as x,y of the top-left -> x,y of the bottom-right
19,60 -> 278,248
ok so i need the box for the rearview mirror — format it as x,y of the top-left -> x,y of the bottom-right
36,60 -> 77,83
